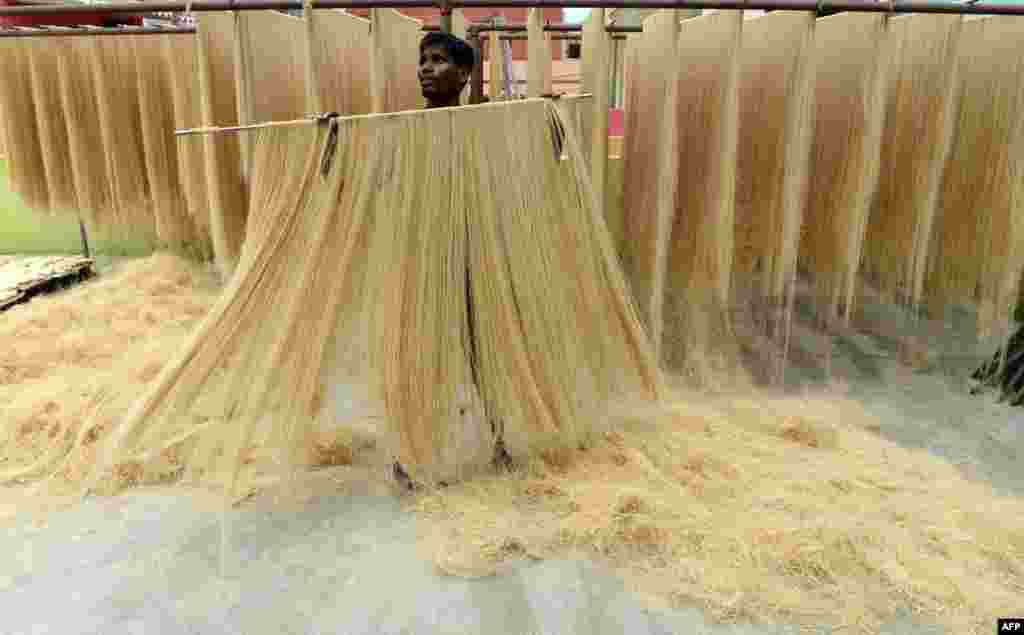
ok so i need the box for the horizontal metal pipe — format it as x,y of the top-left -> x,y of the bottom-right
0,0 -> 431,15
467,22 -> 641,32
0,25 -> 195,36
2,0 -> 1024,16
458,0 -> 1024,11
484,32 -> 626,40
423,22 -> 639,33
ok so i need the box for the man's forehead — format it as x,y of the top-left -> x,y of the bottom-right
420,44 -> 450,58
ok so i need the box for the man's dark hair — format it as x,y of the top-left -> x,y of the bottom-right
419,31 -> 476,73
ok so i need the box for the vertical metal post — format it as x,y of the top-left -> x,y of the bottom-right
469,30 -> 484,103
439,0 -> 451,33
78,218 -> 91,259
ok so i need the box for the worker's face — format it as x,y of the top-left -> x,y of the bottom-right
419,44 -> 468,107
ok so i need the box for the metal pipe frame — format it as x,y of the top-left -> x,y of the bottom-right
467,22 -> 640,32
423,22 -> 640,32
0,25 -> 195,36
482,32 -> 624,39
2,0 -> 1023,17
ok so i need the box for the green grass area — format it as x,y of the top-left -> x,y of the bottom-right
0,161 -> 153,258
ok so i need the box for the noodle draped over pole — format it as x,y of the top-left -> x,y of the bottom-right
81,99 -> 661,497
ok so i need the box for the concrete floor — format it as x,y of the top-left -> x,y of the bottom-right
0,296 -> 1019,635
0,486 -> 954,635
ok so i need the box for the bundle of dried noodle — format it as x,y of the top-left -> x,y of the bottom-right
800,14 -> 892,325
734,11 -> 816,323
309,10 -> 372,116
662,10 -> 744,380
581,8 -> 611,218
927,16 -> 1024,339
25,38 -> 78,216
164,33 -> 213,249
135,35 -> 206,255
794,15 -> 892,327
88,36 -> 156,241
58,37 -> 113,228
0,40 -> 51,211
528,9 -> 553,98
621,11 -> 680,355
370,9 -> 423,112
241,11 -> 309,122
863,15 -> 962,315
194,14 -> 249,278
82,100 -> 660,498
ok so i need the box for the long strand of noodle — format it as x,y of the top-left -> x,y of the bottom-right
25,37 -> 78,217
244,10 -> 309,122
303,0 -> 322,114
662,10 -> 743,382
734,11 -> 816,327
583,7 -> 611,221
311,10 -> 372,116
57,36 -> 113,232
88,35 -> 157,244
528,8 -> 553,98
621,10 -> 680,360
135,34 -> 203,255
370,9 -> 423,113
0,40 -> 49,210
232,12 -> 256,177
799,13 -> 892,326
164,33 -> 214,254
864,15 -> 962,317
928,16 -> 1024,342
196,13 -> 249,279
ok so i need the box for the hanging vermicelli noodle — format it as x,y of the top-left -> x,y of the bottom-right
487,30 -> 503,102
25,37 -> 78,217
800,13 -> 892,326
554,92 -> 593,166
163,33 -> 213,249
580,9 -> 602,97
195,14 -> 249,277
928,16 -> 1024,341
311,10 -> 372,116
0,40 -> 51,211
734,11 -> 816,324
582,8 -> 611,219
135,34 -> 204,255
621,11 -> 680,356
370,9 -> 423,112
89,36 -> 157,243
70,99 -> 659,499
243,11 -> 309,122
57,37 -> 113,230
864,15 -> 962,316
662,10 -> 743,380
528,8 -> 552,98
